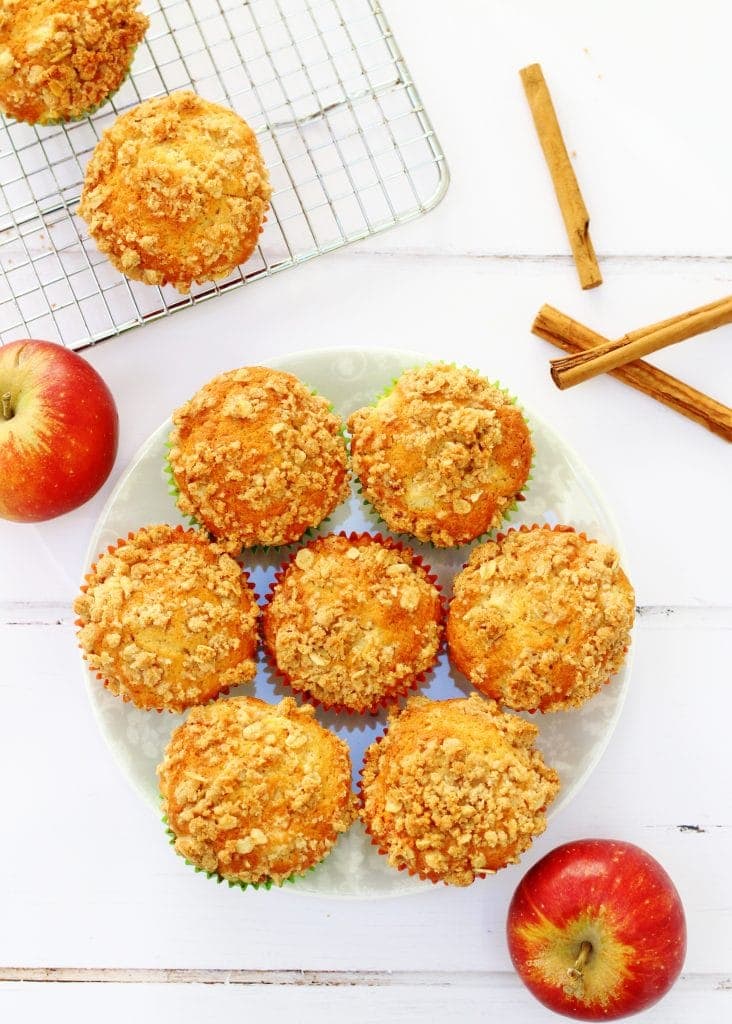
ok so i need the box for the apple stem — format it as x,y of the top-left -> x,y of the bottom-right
1,391 -> 12,421
565,940 -> 593,998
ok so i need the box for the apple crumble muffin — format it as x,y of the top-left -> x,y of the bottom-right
360,694 -> 559,885
78,91 -> 271,292
159,696 -> 358,886
168,366 -> 350,550
348,364 -> 532,547
74,523 -> 259,711
263,532 -> 443,713
447,525 -> 635,712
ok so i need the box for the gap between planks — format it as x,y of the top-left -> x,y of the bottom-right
0,968 -> 730,990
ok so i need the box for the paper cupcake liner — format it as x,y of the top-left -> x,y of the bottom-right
162,813 -> 309,891
449,523 -> 631,713
164,385 -> 349,555
76,525 -> 259,713
262,531 -> 446,715
356,734 -> 490,887
352,363 -> 534,549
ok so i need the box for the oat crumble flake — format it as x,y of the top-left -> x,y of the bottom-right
0,0 -> 148,125
360,694 -> 560,886
159,696 -> 358,885
169,366 -> 350,549
77,90 -> 271,293
347,364 -> 533,547
263,533 -> 443,712
74,523 -> 259,711
447,526 -> 635,712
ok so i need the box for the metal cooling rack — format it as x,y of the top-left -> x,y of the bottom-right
0,0 -> 447,350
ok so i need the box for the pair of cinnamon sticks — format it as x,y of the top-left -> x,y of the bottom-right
520,63 -> 731,443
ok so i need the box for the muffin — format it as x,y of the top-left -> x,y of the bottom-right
168,366 -> 350,550
447,525 -> 635,712
78,91 -> 271,293
0,0 -> 148,125
159,696 -> 358,886
74,524 -> 259,712
360,694 -> 559,885
263,532 -> 444,713
348,364 -> 532,547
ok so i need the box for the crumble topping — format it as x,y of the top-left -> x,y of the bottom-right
447,526 -> 635,712
360,694 -> 559,886
74,524 -> 259,711
159,696 -> 358,884
263,533 -> 443,712
0,0 -> 148,124
169,366 -> 350,549
347,364 -> 533,547
78,90 -> 271,293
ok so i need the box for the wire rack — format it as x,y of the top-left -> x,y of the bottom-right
0,0 -> 447,350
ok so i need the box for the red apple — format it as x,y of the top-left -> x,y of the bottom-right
507,839 -> 686,1020
0,339 -> 118,522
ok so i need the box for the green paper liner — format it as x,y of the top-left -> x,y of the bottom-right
350,362 -> 534,550
164,380 -> 349,555
76,524 -> 259,713
262,530 -> 447,715
446,523 -> 631,714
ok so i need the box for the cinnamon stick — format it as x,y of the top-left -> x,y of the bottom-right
520,63 -> 602,290
551,295 -> 732,389
532,304 -> 732,443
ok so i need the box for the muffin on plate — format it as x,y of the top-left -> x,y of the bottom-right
263,532 -> 444,713
159,696 -> 358,887
0,0 -> 148,125
348,364 -> 532,547
360,694 -> 559,886
74,524 -> 259,712
78,90 -> 271,293
447,525 -> 635,712
168,366 -> 349,551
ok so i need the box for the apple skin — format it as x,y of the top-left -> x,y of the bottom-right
507,839 -> 686,1021
0,340 -> 118,522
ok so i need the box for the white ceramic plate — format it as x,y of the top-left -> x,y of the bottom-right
81,347 -> 633,899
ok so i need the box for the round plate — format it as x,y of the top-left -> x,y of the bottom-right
81,347 -> 633,899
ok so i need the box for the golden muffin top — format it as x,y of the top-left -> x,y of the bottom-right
168,366 -> 350,550
74,523 -> 259,711
159,696 -> 358,885
447,526 -> 635,712
78,91 -> 271,293
348,364 -> 533,547
0,0 -> 148,124
360,694 -> 559,886
263,533 -> 443,712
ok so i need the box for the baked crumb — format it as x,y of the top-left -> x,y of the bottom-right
447,525 -> 635,712
0,0 -> 148,124
74,524 -> 259,711
169,366 -> 350,549
159,696 -> 358,885
360,694 -> 559,885
263,533 -> 443,712
78,90 -> 271,293
348,364 -> 533,547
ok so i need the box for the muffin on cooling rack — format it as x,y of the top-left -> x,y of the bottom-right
74,524 -> 259,712
78,90 -> 271,293
447,525 -> 635,713
168,366 -> 350,551
360,694 -> 559,886
263,532 -> 444,713
0,0 -> 148,125
159,696 -> 358,888
348,364 -> 533,548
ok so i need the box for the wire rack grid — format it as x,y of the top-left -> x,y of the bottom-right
0,0 -> 448,350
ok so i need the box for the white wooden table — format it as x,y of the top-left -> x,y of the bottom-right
1,2 -> 730,1020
